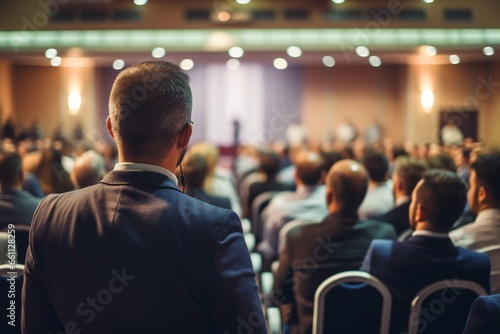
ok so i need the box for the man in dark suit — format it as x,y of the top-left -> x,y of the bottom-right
0,151 -> 41,227
463,294 -> 500,334
374,156 -> 427,236
273,159 -> 397,334
22,61 -> 267,334
361,170 -> 491,334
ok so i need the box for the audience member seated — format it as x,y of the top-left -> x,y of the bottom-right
35,147 -> 74,194
70,150 -> 107,189
358,150 -> 394,218
22,172 -> 44,198
257,151 -> 328,266
0,152 -> 41,226
247,149 -> 292,218
180,152 -> 232,210
277,145 -> 304,187
273,159 -> 396,334
190,142 -> 242,216
361,169 -> 491,334
450,153 -> 500,293
426,152 -> 457,172
463,294 -> 500,334
373,156 -> 427,235
455,147 -> 472,184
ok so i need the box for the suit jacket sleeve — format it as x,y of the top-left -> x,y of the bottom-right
206,210 -> 268,334
462,296 -> 495,334
22,197 -> 65,333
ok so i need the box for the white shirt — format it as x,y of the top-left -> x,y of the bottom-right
358,180 -> 394,219
113,162 -> 178,186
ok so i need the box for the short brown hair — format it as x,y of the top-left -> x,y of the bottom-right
394,156 -> 427,196
109,61 -> 192,160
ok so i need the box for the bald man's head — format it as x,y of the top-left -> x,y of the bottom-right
294,151 -> 325,186
326,159 -> 368,214
70,150 -> 106,189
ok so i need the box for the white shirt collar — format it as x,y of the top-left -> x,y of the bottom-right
475,208 -> 500,225
396,196 -> 410,207
412,230 -> 449,238
113,162 -> 178,186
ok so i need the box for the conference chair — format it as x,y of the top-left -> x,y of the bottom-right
407,279 -> 488,334
312,271 -> 392,334
0,264 -> 24,334
251,191 -> 279,243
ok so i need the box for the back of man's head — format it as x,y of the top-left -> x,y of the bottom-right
426,153 -> 457,173
295,151 -> 325,186
70,150 -> 106,189
362,150 -> 388,183
182,152 -> 209,191
0,151 -> 23,190
413,170 -> 467,231
471,153 -> 500,206
326,159 -> 368,214
259,150 -> 281,180
394,156 -> 427,196
108,61 -> 192,161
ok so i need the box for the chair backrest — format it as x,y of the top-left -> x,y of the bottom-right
313,271 -> 392,334
0,264 -> 24,334
407,279 -> 488,334
251,191 -> 279,242
277,219 -> 317,254
477,245 -> 500,294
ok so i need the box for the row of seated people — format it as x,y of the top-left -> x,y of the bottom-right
264,153 -> 500,334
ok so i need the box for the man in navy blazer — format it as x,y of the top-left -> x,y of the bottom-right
22,61 -> 267,334
463,294 -> 500,333
361,170 -> 491,334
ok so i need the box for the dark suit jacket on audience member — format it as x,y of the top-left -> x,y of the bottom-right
361,236 -> 491,334
0,189 -> 41,226
248,181 -> 292,213
373,201 -> 411,235
274,212 -> 397,334
463,295 -> 500,334
187,189 -> 232,210
22,170 -> 266,334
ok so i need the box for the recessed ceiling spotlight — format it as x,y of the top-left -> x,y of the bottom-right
112,59 -> 125,70
273,58 -> 288,70
151,47 -> 166,58
369,55 -> 382,67
227,59 -> 240,70
50,57 -> 62,67
422,0 -> 434,3
236,0 -> 251,4
449,54 -> 460,64
180,59 -> 194,71
425,46 -> 437,56
355,46 -> 370,57
228,46 -> 244,58
332,0 -> 345,3
322,56 -> 336,67
484,46 -> 495,56
287,46 -> 302,58
134,0 -> 148,5
45,48 -> 57,59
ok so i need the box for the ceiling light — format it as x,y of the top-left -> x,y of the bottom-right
422,0 -> 434,3
273,58 -> 288,70
180,59 -> 194,71
228,46 -> 244,58
227,59 -> 240,70
332,0 -> 345,3
151,47 -> 166,58
322,56 -> 336,67
236,0 -> 251,4
45,48 -> 57,58
369,55 -> 382,67
449,54 -> 460,64
112,59 -> 125,70
287,46 -> 302,58
355,46 -> 370,57
421,90 -> 434,109
50,56 -> 62,67
425,46 -> 437,56
218,11 -> 231,22
484,46 -> 495,56
133,0 -> 148,5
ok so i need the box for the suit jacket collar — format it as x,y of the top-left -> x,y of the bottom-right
322,211 -> 358,225
407,235 -> 455,250
99,170 -> 182,193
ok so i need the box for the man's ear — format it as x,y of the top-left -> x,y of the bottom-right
106,116 -> 115,140
326,188 -> 333,205
416,203 -> 425,222
478,186 -> 488,204
178,123 -> 192,148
